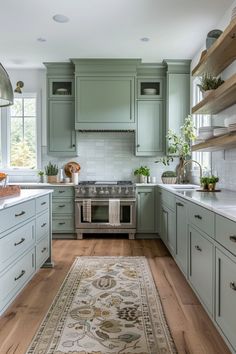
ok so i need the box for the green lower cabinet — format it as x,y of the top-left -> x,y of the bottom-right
189,226 -> 213,315
136,187 -> 156,233
161,205 -> 176,255
48,100 -> 77,156
176,197 -> 188,275
136,100 -> 164,156
216,248 -> 236,351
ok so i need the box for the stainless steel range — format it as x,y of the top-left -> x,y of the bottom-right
75,181 -> 136,239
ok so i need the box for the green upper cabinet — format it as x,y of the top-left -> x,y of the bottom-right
72,59 -> 139,130
44,62 -> 78,157
136,100 -> 163,156
164,60 -> 190,152
48,100 -> 77,155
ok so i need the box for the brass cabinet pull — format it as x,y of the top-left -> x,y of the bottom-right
59,204 -> 65,208
176,202 -> 184,207
194,214 -> 202,220
229,236 -> 236,242
195,245 -> 202,252
14,238 -> 25,246
59,222 -> 66,225
41,247 -> 47,253
230,282 -> 236,291
41,201 -> 47,206
41,223 -> 47,228
14,270 -> 25,281
58,190 -> 65,194
15,211 -> 26,217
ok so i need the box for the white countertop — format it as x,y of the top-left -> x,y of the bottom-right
10,182 -> 75,187
0,189 -> 53,210
158,184 -> 236,222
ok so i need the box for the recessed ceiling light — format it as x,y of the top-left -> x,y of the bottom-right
140,37 -> 150,42
53,14 -> 69,23
37,37 -> 47,42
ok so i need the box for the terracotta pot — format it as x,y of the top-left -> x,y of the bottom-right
203,90 -> 214,99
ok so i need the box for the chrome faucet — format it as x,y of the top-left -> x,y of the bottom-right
180,159 -> 203,183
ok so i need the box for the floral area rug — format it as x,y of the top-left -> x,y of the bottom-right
26,257 -> 177,354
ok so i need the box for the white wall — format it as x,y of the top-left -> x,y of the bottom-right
191,1 -> 236,190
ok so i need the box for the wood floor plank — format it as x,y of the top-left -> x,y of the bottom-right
0,239 -> 231,354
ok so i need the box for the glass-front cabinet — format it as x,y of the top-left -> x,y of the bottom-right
49,78 -> 74,99
137,78 -> 163,99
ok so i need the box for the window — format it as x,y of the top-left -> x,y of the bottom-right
192,78 -> 211,173
0,93 -> 39,170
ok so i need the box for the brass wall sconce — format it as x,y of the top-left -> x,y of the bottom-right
14,81 -> 24,94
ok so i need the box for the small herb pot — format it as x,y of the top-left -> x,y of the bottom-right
208,183 -> 216,191
140,175 -> 147,183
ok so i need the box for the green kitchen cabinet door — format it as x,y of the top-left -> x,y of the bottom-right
136,100 -> 164,156
176,197 -> 188,275
75,76 -> 135,129
137,187 -> 156,233
189,226 -> 213,315
160,205 -> 176,255
216,248 -> 236,351
48,100 -> 78,157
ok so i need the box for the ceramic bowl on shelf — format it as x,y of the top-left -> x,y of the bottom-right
143,88 -> 157,95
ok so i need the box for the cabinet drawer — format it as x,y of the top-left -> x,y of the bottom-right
36,236 -> 49,269
53,187 -> 74,198
36,212 -> 49,241
0,249 -> 35,313
188,203 -> 214,238
189,227 -> 213,314
52,200 -> 74,214
0,220 -> 35,273
52,217 -> 74,232
0,199 -> 35,234
216,214 -> 236,255
36,194 -> 49,214
160,189 -> 175,211
216,248 -> 236,350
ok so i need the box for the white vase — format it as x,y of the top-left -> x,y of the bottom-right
140,175 -> 147,183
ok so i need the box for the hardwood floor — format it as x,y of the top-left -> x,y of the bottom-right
0,238 -> 231,354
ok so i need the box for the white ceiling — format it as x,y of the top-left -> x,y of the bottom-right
0,0 -> 234,68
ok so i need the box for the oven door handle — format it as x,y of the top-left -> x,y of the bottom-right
75,198 -> 136,202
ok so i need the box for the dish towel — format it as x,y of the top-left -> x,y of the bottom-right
83,199 -> 91,223
109,199 -> 120,225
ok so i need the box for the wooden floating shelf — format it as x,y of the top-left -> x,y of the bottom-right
192,18 -> 236,77
192,132 -> 236,152
191,74 -> 236,115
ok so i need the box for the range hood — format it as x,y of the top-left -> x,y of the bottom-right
72,59 -> 140,131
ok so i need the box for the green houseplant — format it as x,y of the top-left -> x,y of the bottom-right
45,162 -> 59,183
197,73 -> 224,98
161,171 -> 177,184
37,170 -> 45,183
134,166 -> 150,183
200,175 -> 219,191
156,115 -> 196,183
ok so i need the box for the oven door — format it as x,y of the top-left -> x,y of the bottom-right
75,199 -> 136,229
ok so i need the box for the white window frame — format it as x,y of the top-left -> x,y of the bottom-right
192,77 -> 212,173
0,92 -> 41,173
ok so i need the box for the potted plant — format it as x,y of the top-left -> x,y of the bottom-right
45,162 -> 59,183
156,115 -> 196,183
197,73 -> 224,98
200,175 -> 219,191
134,166 -> 150,183
37,170 -> 45,183
161,171 -> 177,184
